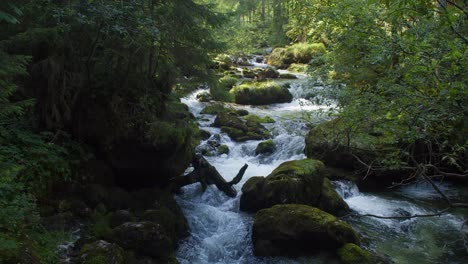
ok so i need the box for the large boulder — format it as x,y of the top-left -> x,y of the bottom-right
230,81 -> 293,105
240,159 -> 349,216
305,118 -> 407,190
111,222 -> 173,259
252,204 -> 360,256
79,240 -> 125,264
213,112 -> 270,142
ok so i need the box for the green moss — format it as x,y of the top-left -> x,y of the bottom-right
279,73 -> 298,79
214,54 -> 233,70
215,112 -> 270,142
288,43 -> 326,64
337,243 -> 371,264
230,81 -> 293,105
219,76 -> 239,90
267,48 -> 295,68
242,69 -> 257,78
90,213 -> 113,239
271,159 -> 324,177
218,145 -> 230,155
200,103 -> 228,115
255,140 -> 276,155
318,178 -> 350,216
242,114 -> 275,123
252,205 -> 360,256
287,63 -> 309,73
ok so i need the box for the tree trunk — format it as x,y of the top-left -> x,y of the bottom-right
170,155 -> 248,198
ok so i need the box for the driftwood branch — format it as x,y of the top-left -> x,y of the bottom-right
170,155 -> 248,198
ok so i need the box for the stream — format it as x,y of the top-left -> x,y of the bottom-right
176,58 -> 468,264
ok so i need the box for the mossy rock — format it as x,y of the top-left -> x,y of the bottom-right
242,114 -> 275,123
109,210 -> 133,228
287,63 -> 309,73
305,118 -> 406,190
337,243 -> 371,264
242,69 -> 257,79
218,145 -> 230,155
214,112 -> 270,142
267,48 -> 295,69
198,129 -> 211,140
110,222 -> 173,259
196,92 -> 212,102
279,73 -> 298,79
236,109 -> 249,116
252,205 -> 360,256
240,159 -> 325,212
79,240 -> 125,264
200,103 -> 228,115
318,179 -> 350,216
258,67 -> 280,79
230,81 -> 293,105
142,208 -> 189,240
255,140 -> 276,155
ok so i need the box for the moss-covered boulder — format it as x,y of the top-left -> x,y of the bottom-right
240,159 -> 349,216
337,243 -> 371,264
240,159 -> 324,212
305,118 -> 406,189
258,67 -> 280,79
267,48 -> 295,69
252,204 -> 360,256
142,208 -> 189,240
242,69 -> 257,79
79,240 -> 125,264
111,222 -> 173,259
318,179 -> 350,216
255,140 -> 276,155
200,103 -> 228,115
213,112 -> 270,142
214,54 -> 233,70
230,81 -> 293,105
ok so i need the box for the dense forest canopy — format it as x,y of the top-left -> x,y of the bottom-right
0,0 -> 466,263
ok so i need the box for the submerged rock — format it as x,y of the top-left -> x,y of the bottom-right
240,159 -> 349,216
252,204 -> 360,256
255,140 -> 276,155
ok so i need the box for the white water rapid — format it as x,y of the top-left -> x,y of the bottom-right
176,61 -> 467,264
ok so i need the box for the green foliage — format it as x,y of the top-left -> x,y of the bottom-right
210,76 -> 237,102
296,0 -> 467,173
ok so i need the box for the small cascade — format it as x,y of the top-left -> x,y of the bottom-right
176,59 -> 467,264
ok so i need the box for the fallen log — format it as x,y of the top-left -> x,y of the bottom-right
170,154 -> 248,198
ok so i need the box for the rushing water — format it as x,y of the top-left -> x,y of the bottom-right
176,60 -> 467,264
